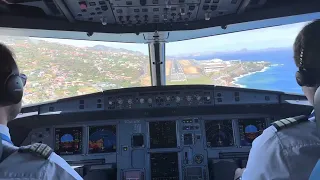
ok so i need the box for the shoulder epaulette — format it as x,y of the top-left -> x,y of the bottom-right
272,115 -> 308,132
18,143 -> 53,159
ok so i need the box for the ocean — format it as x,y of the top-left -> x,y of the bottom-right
191,48 -> 303,94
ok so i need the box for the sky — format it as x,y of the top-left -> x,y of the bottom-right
33,21 -> 308,56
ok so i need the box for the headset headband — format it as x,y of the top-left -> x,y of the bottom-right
299,47 -> 305,70
8,55 -> 18,75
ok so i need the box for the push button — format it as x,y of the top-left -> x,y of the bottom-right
79,2 -> 87,10
89,2 -> 96,6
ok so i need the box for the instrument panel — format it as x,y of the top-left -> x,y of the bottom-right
26,115 -> 273,180
16,86 -> 310,179
37,85 -> 283,115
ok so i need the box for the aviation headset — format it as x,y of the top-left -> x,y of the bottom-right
0,52 -> 24,106
295,47 -> 320,87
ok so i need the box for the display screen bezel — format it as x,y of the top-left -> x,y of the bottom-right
88,125 -> 117,154
238,118 -> 266,146
54,126 -> 84,155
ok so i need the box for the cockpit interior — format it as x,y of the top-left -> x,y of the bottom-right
1,0 -> 320,179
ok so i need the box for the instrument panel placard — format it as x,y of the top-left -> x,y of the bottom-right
88,125 -> 117,154
54,127 -> 83,155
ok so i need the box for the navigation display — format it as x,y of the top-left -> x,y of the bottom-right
205,120 -> 234,147
149,121 -> 177,149
238,118 -> 266,146
89,125 -> 117,154
55,127 -> 83,155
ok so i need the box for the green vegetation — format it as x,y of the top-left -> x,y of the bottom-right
0,37 -> 150,105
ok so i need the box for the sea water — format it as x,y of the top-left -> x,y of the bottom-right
192,48 -> 303,94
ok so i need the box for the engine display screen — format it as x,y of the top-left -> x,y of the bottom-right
89,125 -> 117,154
150,153 -> 179,180
149,121 -> 177,149
238,118 -> 266,146
55,127 -> 83,155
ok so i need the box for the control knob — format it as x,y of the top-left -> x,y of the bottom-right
176,96 -> 181,102
164,14 -> 168,21
180,8 -> 186,16
108,101 -> 113,105
194,154 -> 204,164
140,98 -> 145,104
186,95 -> 192,101
196,95 -> 201,101
117,99 -> 123,105
206,96 -> 211,100
166,96 -> 171,101
128,99 -> 133,104
148,98 -> 153,103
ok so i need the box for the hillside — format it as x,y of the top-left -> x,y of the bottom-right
0,37 -> 150,105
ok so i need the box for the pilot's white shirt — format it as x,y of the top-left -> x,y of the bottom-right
0,124 -> 83,180
242,114 -> 320,180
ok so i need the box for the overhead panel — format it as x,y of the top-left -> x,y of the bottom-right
197,0 -> 240,21
64,0 -> 116,23
108,0 -> 200,6
62,0 -> 266,25
3,0 -> 320,37
112,5 -> 199,25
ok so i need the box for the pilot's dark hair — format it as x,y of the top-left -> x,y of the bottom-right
0,43 -> 16,73
294,20 -> 320,68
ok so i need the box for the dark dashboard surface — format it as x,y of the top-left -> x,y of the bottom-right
9,85 -> 312,180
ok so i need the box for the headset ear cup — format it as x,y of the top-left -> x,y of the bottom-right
5,75 -> 23,104
296,71 -> 305,86
296,70 -> 316,87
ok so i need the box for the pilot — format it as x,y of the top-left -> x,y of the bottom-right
234,20 -> 320,180
0,43 -> 83,180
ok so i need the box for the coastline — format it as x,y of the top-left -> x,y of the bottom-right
232,66 -> 271,88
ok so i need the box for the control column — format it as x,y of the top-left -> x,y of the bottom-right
148,42 -> 166,86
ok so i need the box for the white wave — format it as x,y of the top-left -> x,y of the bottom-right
270,64 -> 284,67
232,66 -> 271,87
232,81 -> 247,88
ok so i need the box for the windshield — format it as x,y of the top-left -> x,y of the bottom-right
1,21 -> 311,106
166,22 -> 309,94
0,37 -> 150,106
